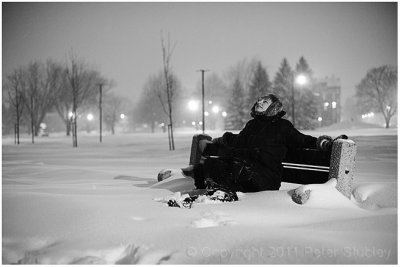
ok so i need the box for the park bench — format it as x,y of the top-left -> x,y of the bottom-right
189,134 -> 357,202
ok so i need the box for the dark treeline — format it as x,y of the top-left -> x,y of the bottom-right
2,52 -> 130,145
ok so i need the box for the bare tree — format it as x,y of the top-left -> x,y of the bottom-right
103,92 -> 129,135
356,65 -> 397,128
54,67 -> 73,136
160,32 -> 177,150
134,73 -> 168,133
65,52 -> 100,147
4,68 -> 26,144
22,60 -> 61,143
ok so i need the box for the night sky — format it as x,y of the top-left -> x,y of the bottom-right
2,2 -> 397,103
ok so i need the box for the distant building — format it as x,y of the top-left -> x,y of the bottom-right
313,75 -> 341,127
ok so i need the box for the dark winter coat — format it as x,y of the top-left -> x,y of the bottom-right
201,111 -> 317,192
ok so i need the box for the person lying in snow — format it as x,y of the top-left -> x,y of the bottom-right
181,94 -> 347,195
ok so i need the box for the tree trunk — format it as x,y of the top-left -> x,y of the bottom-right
66,120 -> 71,136
34,121 -> 42,137
385,116 -> 390,128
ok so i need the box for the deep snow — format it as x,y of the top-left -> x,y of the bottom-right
2,127 -> 397,264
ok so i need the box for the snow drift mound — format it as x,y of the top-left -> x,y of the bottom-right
352,183 -> 397,210
150,169 -> 194,192
291,178 -> 361,209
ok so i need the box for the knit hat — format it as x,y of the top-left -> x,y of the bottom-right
251,94 -> 284,118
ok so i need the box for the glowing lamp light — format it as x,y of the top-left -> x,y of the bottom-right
332,101 -> 337,109
87,113 -> 94,121
120,113 -> 125,119
188,100 -> 199,111
362,112 -> 375,119
295,74 -> 307,86
204,111 -> 209,117
68,112 -> 74,118
318,117 -> 322,122
222,111 -> 227,117
191,121 -> 196,126
212,105 -> 220,114
199,121 -> 203,126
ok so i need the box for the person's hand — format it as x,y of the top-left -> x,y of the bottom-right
316,135 -> 333,151
317,134 -> 349,151
222,132 -> 234,145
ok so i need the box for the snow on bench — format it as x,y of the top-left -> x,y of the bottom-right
286,139 -> 357,204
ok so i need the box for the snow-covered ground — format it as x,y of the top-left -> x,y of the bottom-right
2,126 -> 397,264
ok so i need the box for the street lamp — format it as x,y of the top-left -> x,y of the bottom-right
212,105 -> 220,114
197,69 -> 209,133
295,74 -> 307,86
188,100 -> 199,111
87,113 -> 94,121
291,73 -> 308,127
188,100 -> 200,130
97,83 -> 104,143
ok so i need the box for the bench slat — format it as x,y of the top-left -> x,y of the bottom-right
282,162 -> 330,170
283,165 -> 330,172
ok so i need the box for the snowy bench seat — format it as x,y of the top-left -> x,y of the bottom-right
189,134 -> 357,200
282,139 -> 357,199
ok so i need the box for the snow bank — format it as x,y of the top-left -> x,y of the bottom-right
2,128 -> 397,264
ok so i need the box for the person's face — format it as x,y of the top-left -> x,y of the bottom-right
255,97 -> 272,112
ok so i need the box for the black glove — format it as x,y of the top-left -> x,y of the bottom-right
317,134 -> 349,151
222,132 -> 234,146
316,135 -> 333,151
